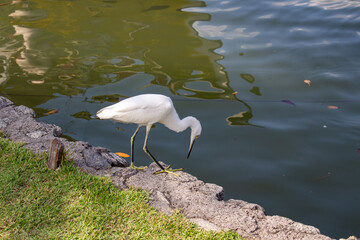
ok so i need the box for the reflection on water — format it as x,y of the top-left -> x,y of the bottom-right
192,21 -> 260,39
273,0 -> 360,10
0,0 -> 254,126
12,25 -> 50,76
8,5 -> 50,77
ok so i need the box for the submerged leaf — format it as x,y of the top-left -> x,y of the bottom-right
116,127 -> 125,132
58,73 -> 74,80
226,111 -> 253,126
72,111 -> 92,120
46,109 -> 59,115
312,172 -> 331,181
240,73 -> 255,83
143,5 -> 170,12
91,94 -> 124,103
250,86 -> 261,96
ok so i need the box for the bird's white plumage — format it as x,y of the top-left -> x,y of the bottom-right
97,94 -> 173,125
96,94 -> 202,173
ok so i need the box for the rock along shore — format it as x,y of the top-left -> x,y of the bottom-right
0,96 -> 355,240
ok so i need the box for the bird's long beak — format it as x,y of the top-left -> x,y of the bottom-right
187,138 -> 197,159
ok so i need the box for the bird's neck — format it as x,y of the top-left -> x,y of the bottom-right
160,111 -> 194,133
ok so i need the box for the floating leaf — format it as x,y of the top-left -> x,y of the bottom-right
116,152 -> 130,158
46,109 -> 59,115
232,91 -> 238,95
327,106 -> 339,109
304,80 -> 311,86
281,100 -> 296,106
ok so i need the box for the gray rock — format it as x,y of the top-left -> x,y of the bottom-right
0,120 -> 7,128
340,237 -> 358,240
27,130 -> 47,139
111,167 -> 139,190
258,215 -> 330,240
105,151 -> 129,168
189,218 -> 223,232
83,147 -> 129,170
149,190 -> 172,215
15,105 -> 36,118
0,102 -> 62,148
83,148 -> 112,170
0,96 -> 126,177
0,96 -> 14,109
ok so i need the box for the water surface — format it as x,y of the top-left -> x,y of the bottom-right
0,0 -> 359,238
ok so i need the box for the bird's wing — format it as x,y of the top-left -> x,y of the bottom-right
107,96 -> 170,112
103,95 -> 173,125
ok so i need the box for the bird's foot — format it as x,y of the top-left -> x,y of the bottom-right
154,165 -> 182,176
130,162 -> 147,170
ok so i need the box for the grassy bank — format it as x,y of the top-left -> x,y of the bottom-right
0,137 -> 241,239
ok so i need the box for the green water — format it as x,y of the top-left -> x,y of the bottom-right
1,0 -> 360,238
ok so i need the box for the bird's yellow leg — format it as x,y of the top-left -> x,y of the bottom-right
129,125 -> 147,170
129,162 -> 147,170
143,125 -> 181,176
154,165 -> 183,176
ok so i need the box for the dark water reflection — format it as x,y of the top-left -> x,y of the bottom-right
1,0 -> 360,238
0,0 -> 252,125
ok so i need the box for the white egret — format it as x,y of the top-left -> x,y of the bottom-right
96,94 -> 202,175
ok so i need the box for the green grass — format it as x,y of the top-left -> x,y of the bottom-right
0,138 -> 242,239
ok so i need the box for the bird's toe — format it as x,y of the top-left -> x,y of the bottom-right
154,166 -> 183,176
129,162 -> 148,170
